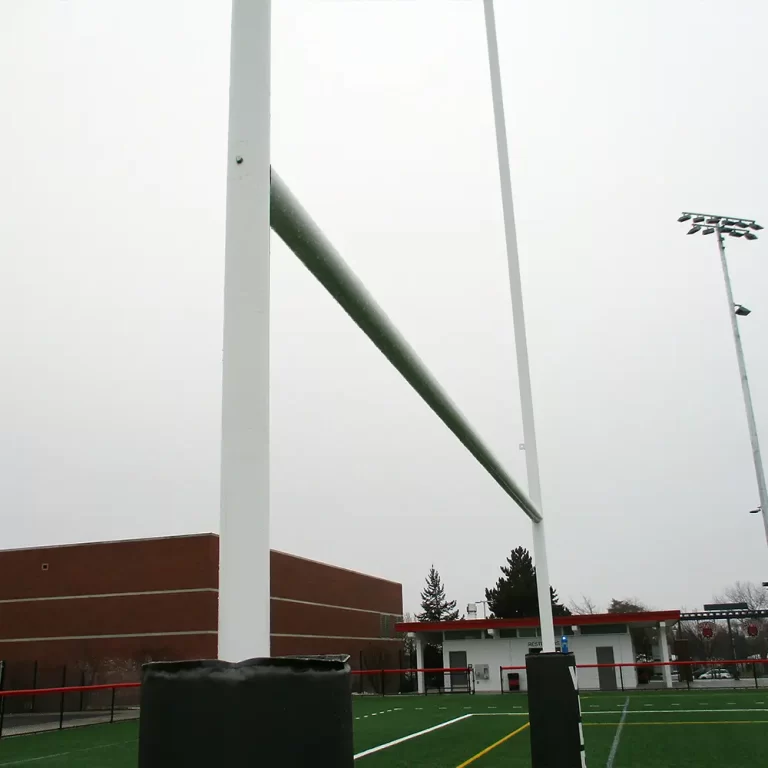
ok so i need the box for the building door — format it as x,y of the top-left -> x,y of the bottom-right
448,650 -> 468,691
596,646 -> 618,691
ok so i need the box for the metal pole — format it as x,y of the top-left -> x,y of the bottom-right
31,661 -> 37,713
483,0 -> 556,651
58,666 -> 66,731
219,0 -> 272,660
0,661 -> 5,740
715,230 -> 768,548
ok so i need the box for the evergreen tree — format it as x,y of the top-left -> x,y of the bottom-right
485,546 -> 570,618
417,565 -> 459,622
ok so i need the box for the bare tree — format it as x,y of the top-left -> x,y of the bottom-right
401,612 -> 416,661
569,595 -> 600,615
713,581 -> 768,645
714,581 -> 768,611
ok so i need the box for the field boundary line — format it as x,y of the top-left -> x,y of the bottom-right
592,708 -> 768,715
473,708 -> 768,716
0,739 -> 137,767
353,714 -> 472,760
606,697 -> 629,768
588,720 -> 768,727
455,722 -> 530,768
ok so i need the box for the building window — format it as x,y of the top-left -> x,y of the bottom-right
517,627 -> 540,638
499,629 -> 518,638
443,630 -> 483,641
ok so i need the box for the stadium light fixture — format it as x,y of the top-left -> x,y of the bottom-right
677,210 -> 768,554
750,507 -> 762,514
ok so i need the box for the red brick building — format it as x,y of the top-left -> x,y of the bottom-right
0,534 -> 403,681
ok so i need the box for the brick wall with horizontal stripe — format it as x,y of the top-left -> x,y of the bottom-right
0,534 -> 403,675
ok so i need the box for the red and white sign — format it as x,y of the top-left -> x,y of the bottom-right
747,623 -> 759,638
701,623 -> 714,639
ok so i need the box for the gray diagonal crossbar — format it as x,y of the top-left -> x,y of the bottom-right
269,169 -> 542,524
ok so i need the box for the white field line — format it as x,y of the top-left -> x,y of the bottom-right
606,698 -> 630,768
475,709 -> 768,716
615,708 -> 768,715
0,740 -> 136,767
353,714 -> 472,760
353,703 -> 768,762
354,708 -> 400,721
0,755 -> 69,767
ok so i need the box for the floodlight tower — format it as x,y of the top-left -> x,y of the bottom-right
678,212 -> 768,549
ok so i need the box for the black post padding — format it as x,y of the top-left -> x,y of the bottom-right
138,656 -> 353,768
526,652 -> 585,768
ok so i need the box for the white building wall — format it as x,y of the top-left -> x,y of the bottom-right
441,629 -> 637,693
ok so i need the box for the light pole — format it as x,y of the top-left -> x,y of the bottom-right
678,212 -> 768,549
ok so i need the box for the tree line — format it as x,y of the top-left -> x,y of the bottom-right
417,546 -> 570,622
415,550 -> 768,660
417,547 -> 653,622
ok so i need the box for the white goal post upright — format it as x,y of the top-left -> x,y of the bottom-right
219,0 -> 272,661
483,0 -> 557,652
217,0 -> 552,661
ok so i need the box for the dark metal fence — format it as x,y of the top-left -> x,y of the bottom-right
0,664 -> 477,738
350,667 -> 475,696
0,682 -> 140,738
498,657 -> 768,694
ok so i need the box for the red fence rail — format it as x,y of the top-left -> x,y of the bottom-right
499,657 -> 768,693
2,659 -> 764,738
0,680 -> 141,739
0,667 -> 475,738
0,682 -> 140,699
350,666 -> 474,696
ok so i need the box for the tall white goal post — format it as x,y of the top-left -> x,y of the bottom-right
219,0 -> 272,661
483,0 -> 557,653
219,0 -> 557,660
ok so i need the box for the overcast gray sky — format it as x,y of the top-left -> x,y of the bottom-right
2,0 -> 767,617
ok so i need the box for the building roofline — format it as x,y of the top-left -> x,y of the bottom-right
0,534 -> 401,588
0,532 -> 218,554
270,548 -> 402,589
396,610 -> 680,634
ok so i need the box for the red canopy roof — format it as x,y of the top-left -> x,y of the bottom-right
396,610 -> 680,634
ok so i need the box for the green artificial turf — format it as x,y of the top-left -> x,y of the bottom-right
0,690 -> 765,767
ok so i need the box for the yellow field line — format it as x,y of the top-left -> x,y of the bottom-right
586,720 -> 768,726
455,722 -> 530,767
